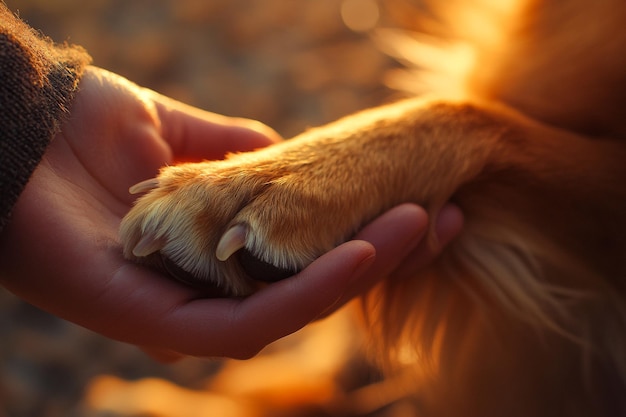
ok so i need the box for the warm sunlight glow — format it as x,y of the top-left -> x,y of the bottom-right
85,375 -> 256,417
84,311 -> 361,417
377,0 -> 525,98
376,30 -> 476,97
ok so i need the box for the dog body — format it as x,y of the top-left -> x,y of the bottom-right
120,0 -> 626,415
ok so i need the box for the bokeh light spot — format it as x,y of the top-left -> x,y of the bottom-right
341,0 -> 380,33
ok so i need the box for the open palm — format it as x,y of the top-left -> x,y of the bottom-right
0,67 -> 461,360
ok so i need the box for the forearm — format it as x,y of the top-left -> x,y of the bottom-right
0,4 -> 91,231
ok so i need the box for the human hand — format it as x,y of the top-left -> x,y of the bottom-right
0,67 -> 462,360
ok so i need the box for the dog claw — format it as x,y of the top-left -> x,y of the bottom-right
216,224 -> 247,261
129,178 -> 160,195
132,233 -> 166,257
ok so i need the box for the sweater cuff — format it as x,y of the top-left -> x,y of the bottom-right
0,5 -> 92,231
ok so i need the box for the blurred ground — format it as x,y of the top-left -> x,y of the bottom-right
1,1 -> 423,416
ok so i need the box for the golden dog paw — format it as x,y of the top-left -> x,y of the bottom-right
119,141 -> 369,295
119,98 -> 497,296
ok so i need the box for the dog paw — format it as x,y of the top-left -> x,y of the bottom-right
119,99 -> 474,296
119,147 -> 367,295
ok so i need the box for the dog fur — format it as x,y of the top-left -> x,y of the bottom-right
119,0 -> 626,415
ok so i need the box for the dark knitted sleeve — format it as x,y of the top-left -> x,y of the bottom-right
0,4 -> 91,231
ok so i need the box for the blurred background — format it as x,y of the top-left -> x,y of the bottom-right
1,1 -> 424,416
6,0 -> 422,138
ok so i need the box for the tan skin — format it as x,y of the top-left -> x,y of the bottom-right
0,67 -> 462,361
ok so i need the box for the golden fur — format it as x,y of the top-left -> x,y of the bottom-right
120,0 -> 626,415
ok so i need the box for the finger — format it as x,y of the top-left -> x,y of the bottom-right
319,204 -> 430,316
390,203 -> 463,280
149,240 -> 377,359
140,346 -> 186,363
137,205 -> 429,358
151,93 -> 282,161
351,204 -> 430,282
224,204 -> 433,351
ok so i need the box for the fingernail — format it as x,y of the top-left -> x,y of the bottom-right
350,252 -> 376,283
435,204 -> 464,245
